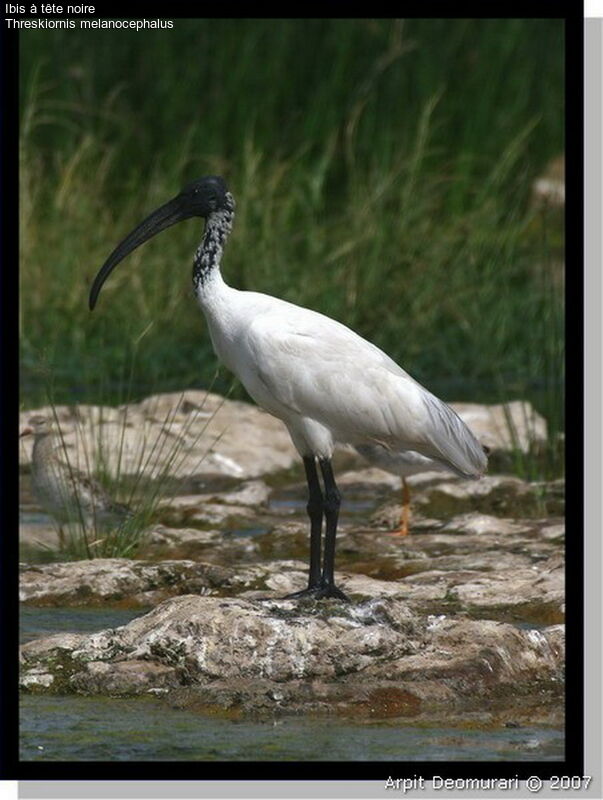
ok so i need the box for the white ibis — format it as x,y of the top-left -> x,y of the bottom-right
20,415 -> 132,547
89,176 -> 487,601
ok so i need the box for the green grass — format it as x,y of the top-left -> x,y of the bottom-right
21,387 -> 224,560
19,19 -> 565,479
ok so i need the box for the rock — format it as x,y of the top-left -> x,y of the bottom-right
20,547 -> 565,626
368,503 -> 441,532
335,468 -> 402,491
158,497 -> 258,526
206,480 -> 272,507
19,594 -> 564,720
415,475 -> 564,518
70,660 -> 181,695
448,561 -> 564,624
540,523 -> 565,542
19,558 -> 232,607
20,391 -> 298,480
156,480 -> 272,528
441,512 -> 532,536
140,525 -> 263,563
367,476 -> 564,535
448,401 -> 548,454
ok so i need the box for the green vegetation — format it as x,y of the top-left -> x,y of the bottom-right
20,19 -> 565,477
24,389 -> 222,560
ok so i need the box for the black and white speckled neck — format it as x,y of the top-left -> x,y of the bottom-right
192,192 -> 235,292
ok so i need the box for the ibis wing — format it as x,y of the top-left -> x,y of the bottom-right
244,309 -> 486,478
414,389 -> 488,477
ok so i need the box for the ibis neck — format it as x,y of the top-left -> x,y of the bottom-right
192,197 -> 235,295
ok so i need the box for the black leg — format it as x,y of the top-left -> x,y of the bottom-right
317,459 -> 349,602
283,456 -> 324,598
304,456 -> 323,588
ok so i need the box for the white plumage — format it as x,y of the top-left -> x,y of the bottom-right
90,176 -> 487,600
201,263 -> 486,474
355,445 -> 451,478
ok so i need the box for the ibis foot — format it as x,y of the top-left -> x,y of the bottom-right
254,586 -> 322,602
283,582 -> 350,603
315,583 -> 350,602
282,586 -> 319,600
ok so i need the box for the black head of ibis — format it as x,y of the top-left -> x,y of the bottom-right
89,175 -> 230,310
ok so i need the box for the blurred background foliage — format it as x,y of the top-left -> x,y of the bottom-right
19,18 -> 565,474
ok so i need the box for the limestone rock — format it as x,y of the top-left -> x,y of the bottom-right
19,558 -> 230,607
20,391 -> 298,480
448,401 -> 548,454
19,594 -> 565,719
20,549 -> 565,626
415,475 -> 564,518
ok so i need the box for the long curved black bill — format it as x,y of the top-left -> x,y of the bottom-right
89,194 -> 193,310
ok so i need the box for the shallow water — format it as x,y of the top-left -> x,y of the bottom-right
20,693 -> 564,762
20,606 -> 146,643
20,607 -> 564,762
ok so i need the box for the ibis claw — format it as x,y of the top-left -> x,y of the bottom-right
283,582 -> 350,603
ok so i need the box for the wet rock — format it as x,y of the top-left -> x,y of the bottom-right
19,559 -> 231,607
391,550 -> 534,577
440,512 -> 533,536
19,594 -> 564,719
20,391 -> 298,480
368,476 -> 564,534
18,555 -> 312,607
208,480 -> 272,507
20,546 -> 565,626
368,503 -> 440,532
161,480 -> 272,511
158,497 -> 258,527
70,660 -> 181,695
448,556 -> 564,624
156,480 -> 272,528
415,475 -> 564,518
140,525 -> 262,563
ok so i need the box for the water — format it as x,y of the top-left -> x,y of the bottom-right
20,606 -> 146,643
20,607 -> 564,762
20,693 -> 564,761
269,486 -> 381,515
